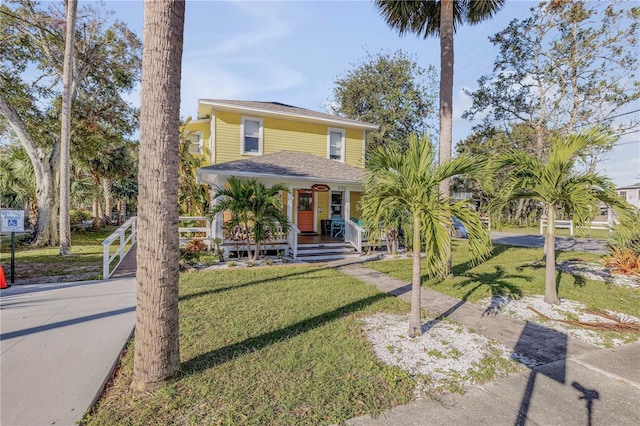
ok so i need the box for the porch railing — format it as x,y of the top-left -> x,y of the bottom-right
179,216 -> 213,250
287,223 -> 300,259
345,218 -> 364,253
102,216 -> 137,280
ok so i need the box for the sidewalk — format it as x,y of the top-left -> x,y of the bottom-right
331,260 -> 640,425
0,276 -> 136,426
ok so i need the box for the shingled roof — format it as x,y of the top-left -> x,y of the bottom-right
198,99 -> 378,130
198,151 -> 367,184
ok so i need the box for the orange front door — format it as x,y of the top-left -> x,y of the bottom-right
297,190 -> 314,232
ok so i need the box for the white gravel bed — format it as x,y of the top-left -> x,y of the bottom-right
361,313 -> 521,393
481,295 -> 640,347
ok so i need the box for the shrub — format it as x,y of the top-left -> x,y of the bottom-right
180,239 -> 207,258
70,209 -> 92,225
603,247 -> 640,277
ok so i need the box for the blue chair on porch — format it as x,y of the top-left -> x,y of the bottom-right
331,216 -> 345,238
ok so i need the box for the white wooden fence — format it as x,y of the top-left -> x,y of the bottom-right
540,219 -> 614,237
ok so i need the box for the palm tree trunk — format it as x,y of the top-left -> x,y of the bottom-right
59,0 -> 77,256
439,0 -> 454,274
409,211 -> 422,337
544,205 -> 559,304
132,0 -> 185,392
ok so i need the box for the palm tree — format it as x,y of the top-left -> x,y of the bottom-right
132,0 -> 185,392
362,134 -> 491,337
491,129 -> 629,305
208,177 -> 290,261
375,0 -> 505,272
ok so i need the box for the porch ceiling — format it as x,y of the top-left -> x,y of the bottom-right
197,151 -> 367,186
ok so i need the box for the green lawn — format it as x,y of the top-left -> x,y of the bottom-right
0,226 -> 119,281
83,266 -> 417,425
368,240 -> 639,318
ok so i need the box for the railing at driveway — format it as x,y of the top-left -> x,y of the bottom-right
102,217 -> 137,280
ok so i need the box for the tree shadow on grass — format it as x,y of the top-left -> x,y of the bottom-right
179,266 -> 333,302
451,243 -> 511,276
456,265 -> 527,301
180,292 -> 391,376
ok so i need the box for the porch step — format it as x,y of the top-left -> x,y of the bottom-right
296,242 -> 360,262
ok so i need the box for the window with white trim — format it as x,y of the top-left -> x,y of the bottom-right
187,131 -> 203,154
328,128 -> 345,162
241,116 -> 263,155
619,190 -> 627,200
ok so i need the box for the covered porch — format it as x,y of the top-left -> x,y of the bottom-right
196,151 -> 368,258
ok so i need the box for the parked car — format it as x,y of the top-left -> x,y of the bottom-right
452,217 -> 468,239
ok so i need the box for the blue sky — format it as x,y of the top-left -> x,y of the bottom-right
105,0 -> 639,186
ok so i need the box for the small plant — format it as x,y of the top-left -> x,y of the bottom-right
264,258 -> 274,266
226,261 -> 237,268
276,250 -> 283,260
213,237 -> 225,262
245,260 -> 256,267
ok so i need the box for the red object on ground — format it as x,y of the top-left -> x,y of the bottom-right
0,265 -> 9,289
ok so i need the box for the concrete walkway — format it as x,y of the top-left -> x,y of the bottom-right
0,276 -> 136,426
329,260 -> 640,425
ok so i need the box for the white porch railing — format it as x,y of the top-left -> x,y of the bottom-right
287,223 -> 300,258
345,218 -> 364,253
179,216 -> 213,250
102,216 -> 137,280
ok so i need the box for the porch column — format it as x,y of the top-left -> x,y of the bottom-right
344,190 -> 351,220
287,187 -> 294,224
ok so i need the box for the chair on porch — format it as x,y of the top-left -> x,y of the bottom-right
331,216 -> 345,238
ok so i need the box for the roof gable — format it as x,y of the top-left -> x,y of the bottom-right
198,99 -> 378,130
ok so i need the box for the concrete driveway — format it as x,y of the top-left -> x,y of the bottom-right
0,276 -> 136,426
491,231 -> 608,254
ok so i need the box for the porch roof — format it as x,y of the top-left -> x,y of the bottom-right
197,151 -> 367,185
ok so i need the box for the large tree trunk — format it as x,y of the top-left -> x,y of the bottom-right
409,211 -> 422,337
132,0 -> 185,392
544,205 -> 559,304
0,95 -> 59,247
439,0 -> 454,274
59,0 -> 78,256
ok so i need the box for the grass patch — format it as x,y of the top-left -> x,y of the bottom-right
83,266 -> 417,426
0,226 -> 120,281
367,240 -> 640,318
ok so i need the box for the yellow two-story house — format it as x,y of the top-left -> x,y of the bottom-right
183,99 -> 377,258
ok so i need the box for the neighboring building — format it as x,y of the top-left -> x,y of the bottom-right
616,182 -> 640,210
182,99 -> 378,257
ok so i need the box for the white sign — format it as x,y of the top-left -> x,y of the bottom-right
1,210 -> 25,232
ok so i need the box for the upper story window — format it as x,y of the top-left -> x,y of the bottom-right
328,128 -> 345,162
241,116 -> 263,155
619,190 -> 627,200
187,131 -> 203,154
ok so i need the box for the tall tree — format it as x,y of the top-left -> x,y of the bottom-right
464,1 -> 639,165
375,0 -> 505,272
59,0 -> 77,255
331,50 -> 437,155
361,134 -> 491,336
491,129 -> 630,305
0,0 -> 141,246
132,0 -> 185,392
